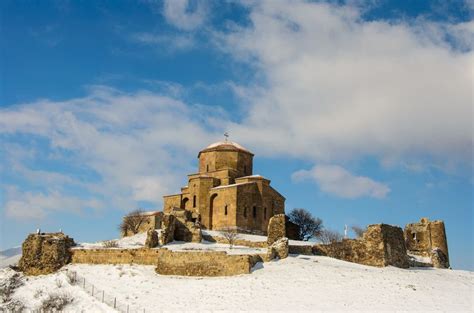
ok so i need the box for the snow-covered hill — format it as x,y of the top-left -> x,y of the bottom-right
1,252 -> 472,312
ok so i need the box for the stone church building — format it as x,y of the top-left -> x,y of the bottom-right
163,140 -> 285,235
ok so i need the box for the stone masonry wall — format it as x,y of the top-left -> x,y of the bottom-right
71,248 -> 161,265
155,249 -> 258,276
202,233 -> 267,248
314,224 -> 409,268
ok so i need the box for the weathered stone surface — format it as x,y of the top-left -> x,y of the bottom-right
289,245 -> 313,255
267,237 -> 289,260
71,248 -> 160,265
404,218 -> 449,268
159,214 -> 176,245
122,211 -> 163,237
155,249 -> 257,276
431,248 -> 449,269
267,214 -> 286,246
202,233 -> 267,248
314,224 -> 409,268
19,233 -> 75,275
145,229 -> 159,248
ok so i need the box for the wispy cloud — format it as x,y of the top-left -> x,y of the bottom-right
162,0 -> 208,31
292,165 -> 390,199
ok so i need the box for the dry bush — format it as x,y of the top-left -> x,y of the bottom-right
40,292 -> 73,312
351,225 -> 365,238
3,298 -> 25,312
118,209 -> 148,236
0,272 -> 23,303
288,208 -> 324,241
55,278 -> 63,288
317,229 -> 343,245
102,240 -> 119,248
65,271 -> 77,284
220,227 -> 239,249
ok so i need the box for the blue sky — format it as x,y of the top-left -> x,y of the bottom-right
0,0 -> 472,270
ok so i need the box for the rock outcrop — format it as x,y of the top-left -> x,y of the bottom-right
19,232 -> 75,275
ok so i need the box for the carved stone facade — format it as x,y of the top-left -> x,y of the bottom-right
163,141 -> 285,235
404,218 -> 449,268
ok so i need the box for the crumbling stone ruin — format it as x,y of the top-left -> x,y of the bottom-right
266,214 -> 289,260
145,229 -> 159,248
314,224 -> 409,268
404,218 -> 449,268
19,232 -> 75,275
267,237 -> 289,260
159,214 -> 176,245
169,208 -> 202,243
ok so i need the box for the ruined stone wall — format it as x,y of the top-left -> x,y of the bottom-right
155,249 -> 257,276
123,213 -> 162,237
19,233 -> 75,275
404,218 -> 449,268
71,248 -> 161,265
202,233 -> 267,248
314,224 -> 409,268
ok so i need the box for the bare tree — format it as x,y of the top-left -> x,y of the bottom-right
351,225 -> 365,238
288,208 -> 324,241
316,229 -> 343,244
118,209 -> 148,236
220,227 -> 239,249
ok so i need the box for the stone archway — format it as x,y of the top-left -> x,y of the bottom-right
209,193 -> 218,229
181,197 -> 189,210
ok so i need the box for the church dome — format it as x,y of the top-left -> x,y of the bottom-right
198,140 -> 253,157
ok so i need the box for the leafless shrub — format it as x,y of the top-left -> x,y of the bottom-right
118,209 -> 148,236
220,227 -> 239,249
316,229 -> 343,245
102,240 -> 119,248
34,288 -> 44,298
3,298 -> 25,312
65,271 -> 77,284
351,225 -> 365,238
0,272 -> 23,303
55,278 -> 63,288
40,292 -> 73,311
288,208 -> 324,241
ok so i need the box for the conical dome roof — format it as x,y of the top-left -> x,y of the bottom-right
198,141 -> 253,157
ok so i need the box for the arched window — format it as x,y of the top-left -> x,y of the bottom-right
253,206 -> 257,219
193,195 -> 196,208
264,207 -> 267,220
244,207 -> 247,218
225,205 -> 228,216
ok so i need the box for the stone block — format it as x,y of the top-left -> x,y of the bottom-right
159,214 -> 176,245
267,214 -> 286,246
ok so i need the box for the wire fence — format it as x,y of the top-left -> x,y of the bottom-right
65,270 -> 147,313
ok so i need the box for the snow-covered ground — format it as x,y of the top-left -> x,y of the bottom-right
1,253 -> 473,312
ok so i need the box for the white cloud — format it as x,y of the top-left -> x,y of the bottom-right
3,187 -> 102,219
131,32 -> 196,51
163,0 -> 208,31
292,165 -> 390,199
0,86 -> 223,219
219,1 -> 473,172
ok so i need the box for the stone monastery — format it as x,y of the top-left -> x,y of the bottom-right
162,140 -> 285,235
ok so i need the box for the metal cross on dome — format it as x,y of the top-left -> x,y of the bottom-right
224,132 -> 229,142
